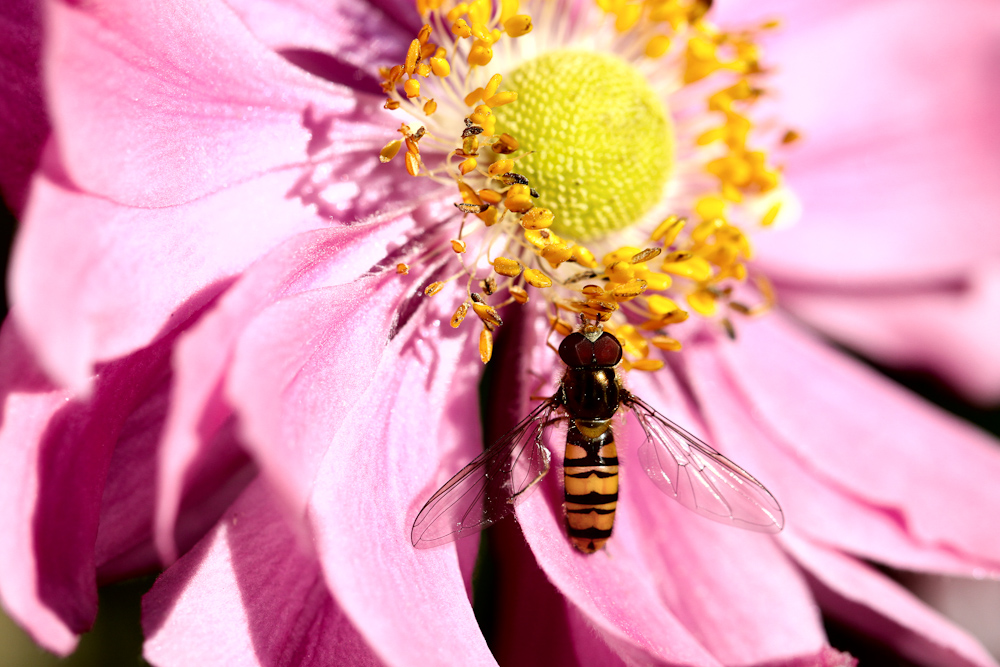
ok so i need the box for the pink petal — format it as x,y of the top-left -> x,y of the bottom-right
685,336 -> 999,577
752,0 -> 1000,281
225,273 -> 416,521
774,262 -> 1000,404
722,316 -> 1000,565
0,0 -> 48,215
156,212 -> 416,560
785,535 -> 998,667
43,0 -> 357,208
0,305 -> 199,653
226,0 -> 416,86
0,318 -> 78,654
11,166 -> 325,392
303,313 -> 496,665
143,479 -> 383,667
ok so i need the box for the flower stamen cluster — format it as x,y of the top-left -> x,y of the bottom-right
378,0 -> 793,369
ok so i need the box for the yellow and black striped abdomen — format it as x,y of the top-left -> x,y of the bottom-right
563,421 -> 618,554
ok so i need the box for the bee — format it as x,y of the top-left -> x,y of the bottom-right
411,323 -> 783,553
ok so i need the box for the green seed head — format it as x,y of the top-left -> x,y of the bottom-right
492,50 -> 673,241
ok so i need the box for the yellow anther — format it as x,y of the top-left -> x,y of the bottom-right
782,129 -> 801,144
614,324 -> 649,359
446,3 -> 468,22
488,159 -> 514,176
504,14 -> 533,37
520,207 -> 554,230
695,195 -> 727,221
630,359 -> 665,372
403,78 -> 421,98
500,0 -> 519,23
468,41 -> 493,66
464,88 -> 485,106
602,247 -> 643,265
510,285 -> 529,304
405,151 -> 420,176
550,316 -> 574,336
379,139 -> 402,163
606,261 -> 635,284
462,135 -> 479,155
646,294 -> 681,316
451,239 -> 467,254
425,281 -> 445,296
697,127 -> 725,146
478,189 -> 502,205
662,256 -> 713,282
687,289 -> 717,316
423,99 -> 437,115
493,257 -> 522,277
415,62 -> 431,77
615,3 -> 642,31
572,245 -> 598,268
485,91 -> 518,107
451,303 -> 469,328
761,202 -> 781,227
396,263 -> 409,275
645,35 -> 672,58
485,74 -> 503,100
691,218 -> 725,243
582,284 -> 604,297
469,0 -> 491,26
524,228 -> 560,249
542,243 -> 574,268
524,269 -> 552,288
480,327 -> 494,363
459,157 -> 478,175
430,56 -> 451,77
611,279 -> 647,301
383,99 -> 400,110
636,269 -> 671,291
405,39 -> 420,75
651,216 -> 685,245
651,336 -> 682,351
472,23 -> 492,42
491,133 -> 519,154
451,18 -> 472,38
470,104 -> 493,125
472,302 -> 503,328
419,42 -> 437,60
505,184 -> 534,212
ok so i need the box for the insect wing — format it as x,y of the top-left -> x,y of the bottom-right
625,394 -> 784,533
411,401 -> 556,548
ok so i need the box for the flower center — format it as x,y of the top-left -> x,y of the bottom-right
492,50 -> 673,241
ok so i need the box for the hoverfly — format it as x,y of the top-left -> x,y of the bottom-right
411,323 -> 783,553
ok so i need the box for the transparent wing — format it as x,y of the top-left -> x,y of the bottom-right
411,400 -> 557,548
624,393 -> 784,533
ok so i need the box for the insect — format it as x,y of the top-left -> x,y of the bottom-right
411,323 -> 784,553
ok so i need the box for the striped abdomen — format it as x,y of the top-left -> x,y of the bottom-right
563,421 -> 619,554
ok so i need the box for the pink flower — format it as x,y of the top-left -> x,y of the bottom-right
1,1 -> 999,666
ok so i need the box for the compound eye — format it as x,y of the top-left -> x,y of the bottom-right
592,332 -> 623,366
558,332 -> 594,367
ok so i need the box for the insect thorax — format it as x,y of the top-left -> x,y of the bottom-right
560,366 -> 621,421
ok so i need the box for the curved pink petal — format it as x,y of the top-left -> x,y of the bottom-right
226,0 -> 416,88
143,479 -> 383,667
684,336 -> 999,577
0,318 -> 78,654
785,535 -> 998,667
774,262 -> 1000,404
43,0 -> 362,208
0,0 -> 48,215
303,314 -> 495,666
721,316 -> 1000,565
0,304 -> 201,653
156,212 -> 417,560
11,166 -> 326,392
226,273 -> 417,520
752,0 -> 1000,281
